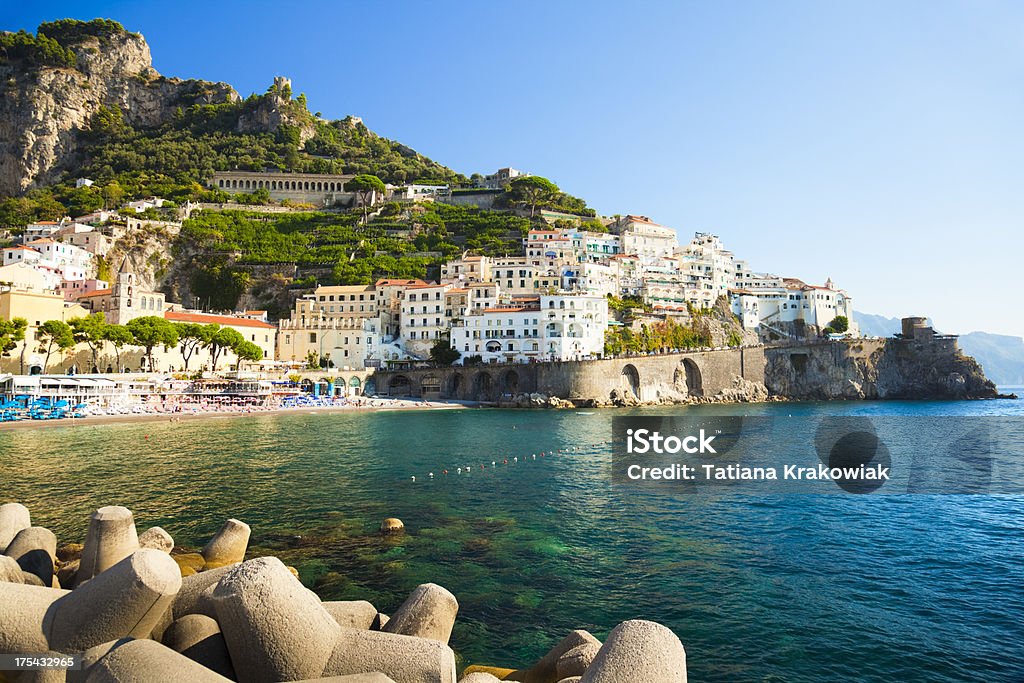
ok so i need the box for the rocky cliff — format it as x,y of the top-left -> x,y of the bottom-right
765,338 -> 1001,400
0,25 -> 238,195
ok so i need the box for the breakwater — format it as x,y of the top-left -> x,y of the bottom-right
0,502 -> 687,682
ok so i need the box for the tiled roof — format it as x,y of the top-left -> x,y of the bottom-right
78,289 -> 113,298
165,311 -> 276,329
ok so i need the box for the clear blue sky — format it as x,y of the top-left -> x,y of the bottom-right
4,1 -> 1023,336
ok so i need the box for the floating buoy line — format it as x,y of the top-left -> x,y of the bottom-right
406,442 -> 613,483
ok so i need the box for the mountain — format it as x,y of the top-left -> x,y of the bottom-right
853,311 -> 902,338
855,312 -> 1024,387
0,19 -> 466,207
957,332 -> 1024,387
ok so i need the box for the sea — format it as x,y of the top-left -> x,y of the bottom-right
1,391 -> 1022,682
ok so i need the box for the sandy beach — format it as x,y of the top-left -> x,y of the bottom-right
0,398 -> 470,431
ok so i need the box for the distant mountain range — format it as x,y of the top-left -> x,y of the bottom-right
853,312 -> 1024,387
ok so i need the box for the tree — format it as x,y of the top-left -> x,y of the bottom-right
0,318 -> 27,368
345,174 -> 386,222
206,326 -> 244,371
429,339 -> 461,366
69,312 -> 108,372
36,320 -> 75,372
829,316 -> 849,334
508,176 -> 559,217
102,181 -> 124,210
174,322 -> 212,371
233,340 -> 264,370
127,316 -> 178,372
103,324 -> 133,371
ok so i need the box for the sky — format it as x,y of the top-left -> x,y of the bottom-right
4,1 -> 1024,336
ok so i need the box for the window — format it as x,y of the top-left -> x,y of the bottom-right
309,333 -> 317,342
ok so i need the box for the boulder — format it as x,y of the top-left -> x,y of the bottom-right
56,559 -> 80,588
201,519 -> 250,568
85,638 -> 233,682
0,502 -> 31,553
579,620 -> 686,683
211,556 -> 341,682
379,518 -> 404,534
5,526 -> 58,585
381,583 -> 459,644
139,527 -> 174,553
323,601 -> 378,630
49,549 -> 182,652
56,543 -> 84,563
323,628 -> 457,683
162,614 -> 235,680
76,506 -> 140,586
555,643 -> 601,679
172,553 -> 206,573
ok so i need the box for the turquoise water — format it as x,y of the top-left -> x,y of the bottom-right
1,395 -> 1023,682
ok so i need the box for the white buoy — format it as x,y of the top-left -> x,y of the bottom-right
457,467 -> 462,474
429,472 -> 434,478
491,461 -> 496,467
513,456 -> 518,462
411,476 -> 416,482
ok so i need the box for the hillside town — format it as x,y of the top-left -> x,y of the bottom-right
0,169 -> 859,409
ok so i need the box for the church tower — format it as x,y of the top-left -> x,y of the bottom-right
109,257 -> 136,324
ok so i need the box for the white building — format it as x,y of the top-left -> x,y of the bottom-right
614,215 -> 678,264
451,293 -> 608,363
399,283 -> 453,357
730,277 -> 859,337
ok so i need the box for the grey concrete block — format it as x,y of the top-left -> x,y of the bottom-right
211,556 -> 341,683
162,613 -> 236,680
0,502 -> 31,553
5,526 -> 57,585
84,638 -> 233,682
555,642 -> 601,679
49,549 -> 182,652
75,506 -> 139,586
515,630 -> 600,683
172,564 -> 234,619
381,583 -> 459,644
0,554 -> 23,583
323,600 -> 378,630
579,620 -> 686,683
201,519 -> 250,568
138,527 -> 174,553
324,627 -> 457,683
0,582 -> 68,653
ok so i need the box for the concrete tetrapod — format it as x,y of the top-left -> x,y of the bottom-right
0,502 -> 31,553
0,582 -> 69,653
381,583 -> 459,644
555,642 -> 601,679
578,620 -> 687,683
138,527 -> 174,553
323,627 -> 457,683
84,638 -> 233,683
513,630 -> 601,683
4,526 -> 58,585
292,676 -> 397,683
49,549 -> 182,652
0,553 -> 24,583
162,613 -> 236,679
171,564 -> 235,620
75,506 -> 140,586
323,600 -> 378,630
211,556 -> 341,683
201,519 -> 251,568
458,674 -> 503,682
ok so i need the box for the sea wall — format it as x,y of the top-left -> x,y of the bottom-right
375,337 -> 1000,405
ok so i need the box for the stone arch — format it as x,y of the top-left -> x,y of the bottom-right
501,369 -> 519,394
421,374 -> 441,398
473,371 -> 495,402
620,364 -> 640,400
450,372 -> 463,398
682,358 -> 703,397
388,374 -> 413,397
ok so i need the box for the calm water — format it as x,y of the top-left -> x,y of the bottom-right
1,395 -> 1023,682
